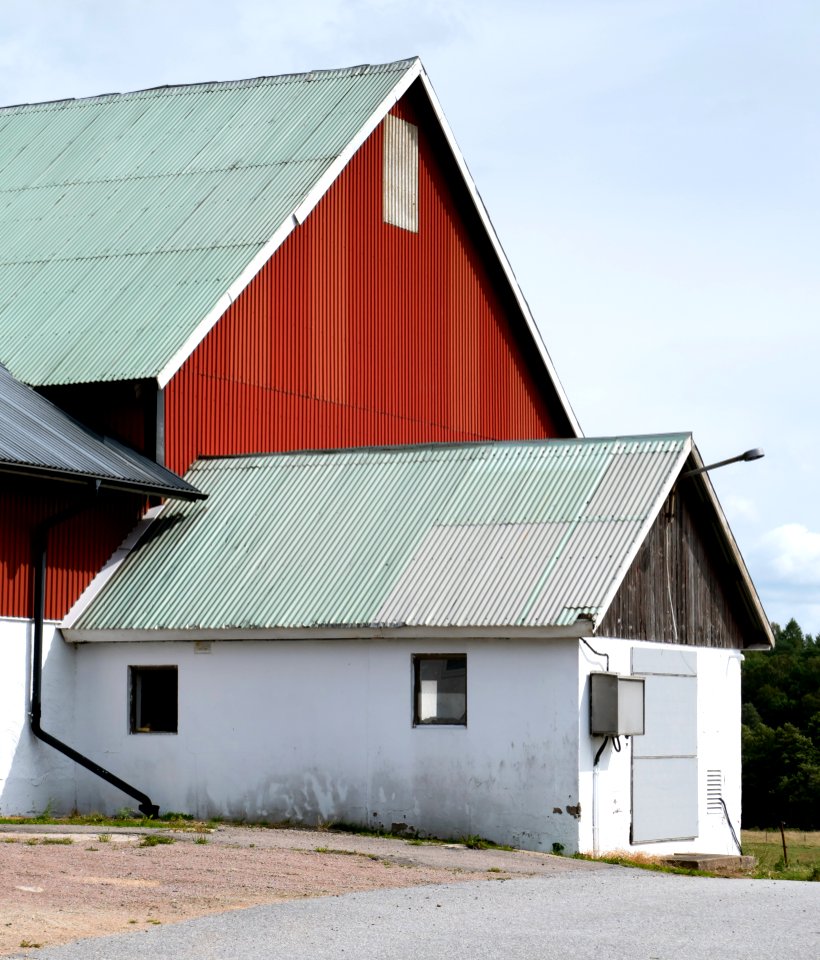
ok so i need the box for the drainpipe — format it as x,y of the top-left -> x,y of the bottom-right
30,488 -> 160,818
591,736 -> 609,857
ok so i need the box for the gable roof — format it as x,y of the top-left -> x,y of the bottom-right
0,59 -> 580,434
66,433 -> 766,639
0,363 -> 202,499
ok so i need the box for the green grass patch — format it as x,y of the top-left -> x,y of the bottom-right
460,834 -> 515,851
0,812 -> 211,830
573,852 -> 713,878
742,829 -> 820,881
138,834 -> 175,847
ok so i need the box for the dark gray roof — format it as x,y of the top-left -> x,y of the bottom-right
0,364 -> 203,499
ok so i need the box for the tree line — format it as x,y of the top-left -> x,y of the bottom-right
742,619 -> 820,829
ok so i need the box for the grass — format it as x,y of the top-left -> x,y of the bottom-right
138,834 -> 175,847
574,851 -> 713,878
0,810 -> 213,831
314,846 -> 382,861
460,834 -> 514,851
742,829 -> 820,881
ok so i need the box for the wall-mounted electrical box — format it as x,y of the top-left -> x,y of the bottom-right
589,673 -> 645,736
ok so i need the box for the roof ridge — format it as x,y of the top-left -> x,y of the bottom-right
191,433 -> 693,467
0,58 -> 419,113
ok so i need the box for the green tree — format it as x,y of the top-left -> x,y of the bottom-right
741,619 -> 820,829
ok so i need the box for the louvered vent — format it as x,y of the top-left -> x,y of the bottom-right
706,769 -> 723,814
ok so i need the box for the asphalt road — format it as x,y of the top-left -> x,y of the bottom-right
26,867 -> 819,960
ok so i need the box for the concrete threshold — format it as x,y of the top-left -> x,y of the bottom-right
661,852 -> 756,872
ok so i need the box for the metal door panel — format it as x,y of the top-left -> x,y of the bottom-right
633,675 -> 697,757
632,756 -> 699,842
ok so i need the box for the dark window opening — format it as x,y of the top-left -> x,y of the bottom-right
130,666 -> 177,734
413,655 -> 466,726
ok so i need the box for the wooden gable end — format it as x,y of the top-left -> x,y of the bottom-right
599,483 -> 751,649
164,81 -> 572,475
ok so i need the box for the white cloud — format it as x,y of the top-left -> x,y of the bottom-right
758,523 -> 820,586
722,494 -> 759,523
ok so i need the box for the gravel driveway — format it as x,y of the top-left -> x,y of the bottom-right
3,825 -> 818,960
23,869 -> 820,960
0,823 -> 597,956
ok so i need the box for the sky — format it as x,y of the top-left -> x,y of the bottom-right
1,0 -> 818,633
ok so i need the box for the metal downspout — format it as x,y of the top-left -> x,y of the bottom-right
30,488 -> 160,818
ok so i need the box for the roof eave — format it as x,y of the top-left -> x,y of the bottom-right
63,622 -> 595,643
0,461 -> 204,500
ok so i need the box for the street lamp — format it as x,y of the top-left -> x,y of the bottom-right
682,448 -> 764,478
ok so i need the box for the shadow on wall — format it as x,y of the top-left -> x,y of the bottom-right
0,623 -> 78,815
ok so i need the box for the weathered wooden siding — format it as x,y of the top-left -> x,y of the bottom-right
599,485 -> 747,649
165,84 -> 568,475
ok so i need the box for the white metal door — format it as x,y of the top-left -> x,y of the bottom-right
631,648 -> 698,843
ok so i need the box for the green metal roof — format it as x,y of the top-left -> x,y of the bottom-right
0,61 -> 414,386
68,435 -> 692,635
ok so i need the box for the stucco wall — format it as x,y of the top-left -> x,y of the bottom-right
577,638 -> 743,856
0,617 -> 77,815
2,628 -> 744,856
72,637 -> 581,851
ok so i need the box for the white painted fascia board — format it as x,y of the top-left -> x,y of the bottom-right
415,67 -> 582,438
61,505 -> 166,628
593,437 -> 694,631
157,57 -> 582,440
64,622 -> 593,643
156,59 -> 424,390
687,444 -> 774,649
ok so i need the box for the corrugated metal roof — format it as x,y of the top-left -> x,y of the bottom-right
0,363 -> 202,499
0,61 -> 415,386
70,435 -> 690,634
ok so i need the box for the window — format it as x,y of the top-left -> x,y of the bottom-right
413,655 -> 466,726
129,666 -> 177,734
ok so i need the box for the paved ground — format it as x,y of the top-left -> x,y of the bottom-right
21,857 -> 820,960
0,823 -> 602,956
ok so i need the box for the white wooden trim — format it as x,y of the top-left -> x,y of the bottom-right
592,436 -> 774,649
156,60 -> 423,389
688,447 -> 774,647
61,505 -> 165,628
156,58 -> 582,437
415,69 -> 582,437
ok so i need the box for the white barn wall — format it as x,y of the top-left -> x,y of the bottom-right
0,618 -> 77,815
73,637 -> 582,851
577,638 -> 743,857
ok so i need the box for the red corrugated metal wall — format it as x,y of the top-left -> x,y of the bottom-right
165,88 -> 567,475
0,488 -> 145,619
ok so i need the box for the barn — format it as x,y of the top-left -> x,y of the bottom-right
0,59 -> 770,854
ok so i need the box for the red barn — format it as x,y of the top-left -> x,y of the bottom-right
0,60 -> 769,857
0,58 -> 577,622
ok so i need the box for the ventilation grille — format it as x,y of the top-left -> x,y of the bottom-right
706,769 -> 723,814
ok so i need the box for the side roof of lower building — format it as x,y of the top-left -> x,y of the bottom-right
65,435 -> 770,645
0,363 -> 202,499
